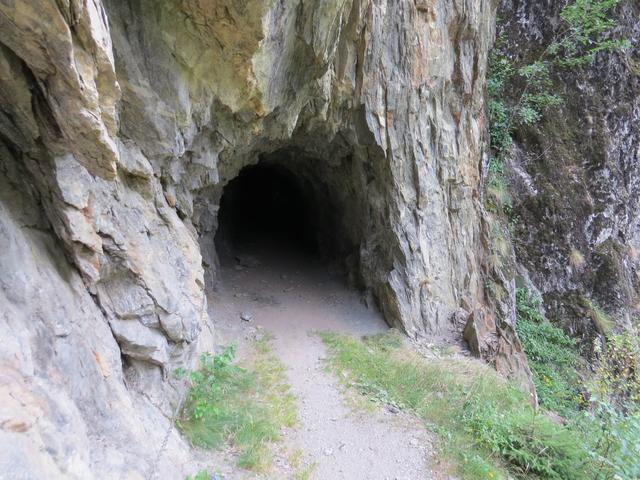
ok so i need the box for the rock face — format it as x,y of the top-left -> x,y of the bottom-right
497,0 -> 640,345
0,1 -> 534,477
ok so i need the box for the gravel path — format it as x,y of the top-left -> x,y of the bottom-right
206,249 -> 436,480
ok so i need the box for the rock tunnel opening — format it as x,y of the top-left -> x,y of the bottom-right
215,161 -> 320,262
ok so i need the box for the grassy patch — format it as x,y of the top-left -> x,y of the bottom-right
515,288 -> 584,415
288,448 -> 317,480
320,330 -> 591,480
185,470 -> 212,480
177,335 -> 297,472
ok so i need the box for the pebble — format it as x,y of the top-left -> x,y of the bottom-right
240,312 -> 253,322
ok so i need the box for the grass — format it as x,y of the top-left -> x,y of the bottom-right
185,470 -> 213,480
319,329 -> 593,480
177,335 -> 297,472
582,297 -> 615,335
288,448 -> 317,480
515,288 -> 584,415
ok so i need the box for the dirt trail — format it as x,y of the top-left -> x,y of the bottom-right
205,249 -> 436,480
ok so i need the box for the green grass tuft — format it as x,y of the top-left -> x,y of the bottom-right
177,337 -> 297,472
185,470 -> 212,480
320,330 -> 592,480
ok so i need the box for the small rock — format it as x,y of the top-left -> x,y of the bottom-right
387,405 -> 400,414
235,254 -> 261,268
240,312 -> 253,322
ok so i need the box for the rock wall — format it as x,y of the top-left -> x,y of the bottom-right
498,0 -> 640,345
0,1 -> 533,477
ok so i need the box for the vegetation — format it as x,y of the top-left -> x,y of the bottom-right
320,330 -> 592,480
177,336 -> 297,472
185,470 -> 214,480
515,288 -> 583,415
514,287 -> 640,479
592,326 -> 640,411
487,0 -> 629,211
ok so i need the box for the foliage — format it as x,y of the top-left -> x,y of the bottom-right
487,0 -> 628,209
514,289 -> 640,478
320,330 -> 593,480
573,399 -> 640,480
177,338 -> 297,471
592,327 -> 640,412
185,470 -> 215,480
515,288 -> 584,415
550,0 -> 631,67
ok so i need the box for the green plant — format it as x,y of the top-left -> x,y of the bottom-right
515,288 -> 584,414
550,0 -> 631,67
320,330 -> 593,479
592,327 -> 640,412
185,470 -> 214,480
573,398 -> 640,480
487,0 -> 629,210
177,339 -> 297,472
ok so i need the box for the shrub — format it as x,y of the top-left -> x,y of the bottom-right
592,327 -> 640,412
574,399 -> 640,480
515,288 -> 584,414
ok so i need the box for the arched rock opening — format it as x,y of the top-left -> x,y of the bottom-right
213,149 -> 362,282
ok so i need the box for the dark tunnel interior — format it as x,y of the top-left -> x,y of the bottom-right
215,162 -> 321,263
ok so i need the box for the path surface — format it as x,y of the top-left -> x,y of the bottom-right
204,249 -> 436,480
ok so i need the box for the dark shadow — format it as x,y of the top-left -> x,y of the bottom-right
215,162 -> 319,263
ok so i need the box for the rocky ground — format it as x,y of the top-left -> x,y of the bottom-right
190,247 -> 441,479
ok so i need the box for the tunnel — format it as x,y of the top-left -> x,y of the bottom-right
215,161 -> 320,263
213,148 -> 371,282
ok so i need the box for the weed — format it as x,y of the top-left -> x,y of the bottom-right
592,326 -> 640,412
515,288 -> 584,415
177,338 -> 297,472
185,470 -> 215,480
320,330 -> 592,479
581,297 -> 615,335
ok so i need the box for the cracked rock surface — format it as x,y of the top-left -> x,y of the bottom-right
0,0 -> 537,477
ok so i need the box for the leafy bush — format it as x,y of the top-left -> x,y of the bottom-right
574,399 -> 640,480
514,289 -> 640,478
592,327 -> 640,412
515,288 -> 583,414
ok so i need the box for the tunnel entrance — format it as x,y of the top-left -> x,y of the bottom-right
215,162 -> 322,265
